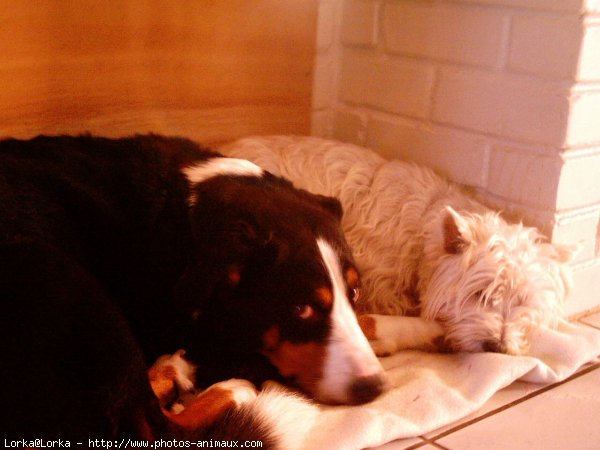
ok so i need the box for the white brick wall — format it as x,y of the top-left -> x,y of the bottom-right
508,13 -> 583,79
557,150 -> 600,210
486,146 -> 562,210
365,114 -> 490,187
456,0 -> 585,12
339,52 -> 435,118
579,21 -> 600,81
567,89 -> 600,146
341,0 -> 379,47
433,68 -> 571,146
312,0 -> 600,315
384,2 -> 509,69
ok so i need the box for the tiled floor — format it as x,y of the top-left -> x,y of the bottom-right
375,311 -> 600,450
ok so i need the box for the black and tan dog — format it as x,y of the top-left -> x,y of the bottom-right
0,135 -> 384,444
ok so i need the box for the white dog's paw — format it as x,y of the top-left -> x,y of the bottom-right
369,338 -> 398,357
169,350 -> 197,392
148,350 -> 197,406
359,314 -> 446,354
210,378 -> 259,407
170,402 -> 186,414
175,374 -> 195,393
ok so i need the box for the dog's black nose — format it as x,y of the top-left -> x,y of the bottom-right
349,374 -> 387,405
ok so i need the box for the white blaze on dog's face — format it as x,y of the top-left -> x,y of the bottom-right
314,238 -> 386,404
422,207 -> 574,355
260,238 -> 386,405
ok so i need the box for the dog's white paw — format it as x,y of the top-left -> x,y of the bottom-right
170,402 -> 185,414
175,374 -> 195,393
211,378 -> 259,407
169,350 -> 196,392
369,338 -> 398,357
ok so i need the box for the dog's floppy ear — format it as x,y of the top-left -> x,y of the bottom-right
442,206 -> 471,254
314,194 -> 343,220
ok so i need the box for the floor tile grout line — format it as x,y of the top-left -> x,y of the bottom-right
577,310 -> 600,330
428,443 -> 452,450
425,361 -> 600,442
422,437 -> 452,450
579,319 -> 600,330
404,437 -> 452,450
384,319 -> 599,449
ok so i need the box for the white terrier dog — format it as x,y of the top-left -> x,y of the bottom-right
221,136 -> 577,355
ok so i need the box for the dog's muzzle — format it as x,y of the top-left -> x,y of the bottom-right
348,373 -> 388,405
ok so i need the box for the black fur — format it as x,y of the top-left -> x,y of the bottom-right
0,135 -> 216,439
178,173 -> 354,387
0,134 -> 350,442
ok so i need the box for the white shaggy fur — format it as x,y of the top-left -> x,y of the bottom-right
220,136 -> 577,355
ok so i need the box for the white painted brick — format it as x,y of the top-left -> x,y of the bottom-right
384,1 -> 508,68
554,208 -> 600,262
433,68 -> 570,146
565,259 -> 600,316
316,0 -> 338,52
365,116 -> 489,186
566,90 -> 600,146
508,14 -> 582,80
332,109 -> 367,145
454,0 -> 584,13
556,150 -> 600,209
473,194 -> 557,234
311,109 -> 334,138
579,25 -> 600,81
341,0 -> 379,47
512,206 -> 556,235
586,0 -> 600,13
339,52 -> 435,118
312,55 -> 335,110
487,146 -> 562,210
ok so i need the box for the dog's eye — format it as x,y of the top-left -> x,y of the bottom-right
294,304 -> 315,320
350,287 -> 361,304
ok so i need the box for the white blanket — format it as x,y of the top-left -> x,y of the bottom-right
300,320 -> 600,450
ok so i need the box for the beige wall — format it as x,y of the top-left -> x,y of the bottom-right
312,0 -> 600,315
0,1 -> 318,146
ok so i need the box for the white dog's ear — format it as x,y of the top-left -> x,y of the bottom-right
442,206 -> 471,254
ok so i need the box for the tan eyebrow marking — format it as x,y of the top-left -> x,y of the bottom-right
345,267 -> 359,288
228,265 -> 241,286
315,286 -> 333,309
